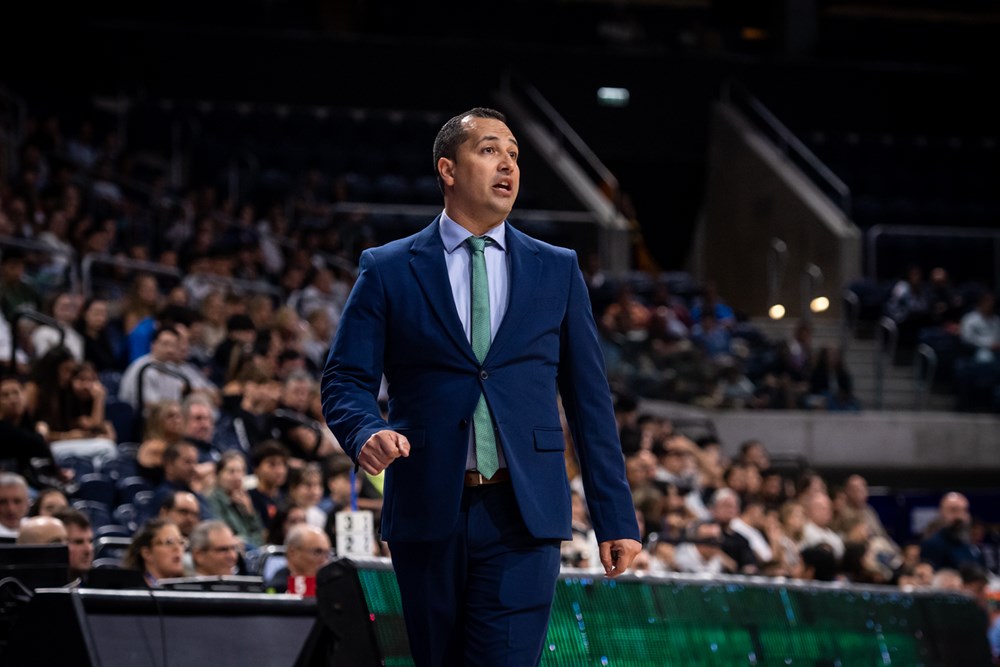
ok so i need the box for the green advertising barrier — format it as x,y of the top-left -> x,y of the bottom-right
353,559 -> 991,666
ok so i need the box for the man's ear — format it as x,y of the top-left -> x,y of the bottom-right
437,157 -> 455,187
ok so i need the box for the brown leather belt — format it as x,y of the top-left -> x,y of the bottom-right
464,468 -> 511,487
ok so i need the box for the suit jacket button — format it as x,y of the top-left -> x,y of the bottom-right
480,370 -> 488,380
459,419 -> 469,429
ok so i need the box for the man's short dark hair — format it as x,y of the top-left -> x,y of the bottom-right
251,440 -> 290,468
151,325 -> 180,344
52,506 -> 91,530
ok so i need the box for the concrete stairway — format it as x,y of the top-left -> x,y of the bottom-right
744,316 -> 956,412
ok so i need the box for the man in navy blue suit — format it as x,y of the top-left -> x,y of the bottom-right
322,107 -> 641,666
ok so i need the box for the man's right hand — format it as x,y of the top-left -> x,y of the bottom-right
357,430 -> 411,475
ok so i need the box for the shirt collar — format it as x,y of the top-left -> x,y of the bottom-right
439,211 -> 507,254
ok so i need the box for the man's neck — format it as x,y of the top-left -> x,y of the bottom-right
444,207 -> 505,238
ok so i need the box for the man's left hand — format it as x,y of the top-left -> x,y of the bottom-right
599,538 -> 643,578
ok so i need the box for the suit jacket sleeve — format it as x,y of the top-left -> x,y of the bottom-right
321,250 -> 390,462
556,252 -> 640,544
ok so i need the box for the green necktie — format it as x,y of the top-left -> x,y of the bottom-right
467,236 -> 499,479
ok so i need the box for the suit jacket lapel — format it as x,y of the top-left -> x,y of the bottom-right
409,219 -> 478,363
486,223 -> 542,363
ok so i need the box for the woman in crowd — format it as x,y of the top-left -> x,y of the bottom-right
135,399 -> 184,484
75,297 -> 121,372
28,487 -> 69,517
207,450 -> 265,548
26,348 -> 118,469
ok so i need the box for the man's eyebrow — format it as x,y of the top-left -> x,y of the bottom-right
477,134 -> 518,147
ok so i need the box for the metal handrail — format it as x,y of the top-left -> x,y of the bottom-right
0,235 -> 81,293
81,253 -> 183,298
8,307 -> 64,368
913,343 -> 937,411
873,316 -> 898,410
866,223 -> 1000,285
840,289 -> 860,354
723,81 -> 852,215
514,78 -> 621,202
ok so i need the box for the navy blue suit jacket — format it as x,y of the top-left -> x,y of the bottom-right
322,219 -> 638,545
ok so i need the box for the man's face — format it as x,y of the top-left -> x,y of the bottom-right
287,529 -> 331,578
151,331 -> 180,363
0,484 -> 29,529
166,445 -> 199,485
941,494 -> 971,528
845,476 -> 868,507
0,379 -> 25,419
184,404 -> 215,442
281,379 -> 313,412
194,527 -> 239,576
439,115 -> 519,227
164,493 -> 200,536
66,524 -> 95,574
257,456 -> 288,488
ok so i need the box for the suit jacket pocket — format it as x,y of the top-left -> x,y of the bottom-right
533,428 -> 566,451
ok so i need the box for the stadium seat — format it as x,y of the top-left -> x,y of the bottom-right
116,475 -> 153,506
72,500 -> 113,529
74,473 -> 117,507
104,399 -> 136,444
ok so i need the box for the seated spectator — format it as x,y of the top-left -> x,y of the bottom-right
158,490 -> 202,540
959,290 -> 1000,364
799,491 -> 845,561
15,515 -> 67,545
30,291 -> 84,362
799,543 -> 838,582
0,375 -> 70,489
673,519 -> 736,574
921,492 -> 987,571
266,523 -> 331,594
777,500 -> 807,575
120,272 -> 162,360
136,399 -> 184,479
248,440 -> 290,528
709,488 -> 759,574
264,502 -> 308,547
190,520 -> 242,577
689,281 -> 735,328
0,248 -> 43,322
210,314 -> 257,387
52,506 -> 94,582
123,518 -> 186,587
28,487 -> 69,517
207,451 -> 265,548
213,364 -> 282,460
302,307 -> 334,372
118,325 -> 186,411
26,349 -> 118,470
272,371 -> 338,462
286,462 -> 327,531
691,310 -> 733,361
0,473 -> 30,539
180,393 -> 219,464
145,442 -> 214,524
75,297 -> 121,372
832,474 -> 900,557
925,267 -> 964,328
884,265 -> 932,351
